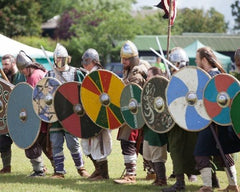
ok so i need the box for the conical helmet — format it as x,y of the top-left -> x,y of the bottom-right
53,43 -> 69,68
16,50 -> 33,70
53,43 -> 68,58
120,40 -> 138,59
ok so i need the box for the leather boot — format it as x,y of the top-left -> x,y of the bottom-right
197,186 -> 213,192
114,163 -> 136,184
162,174 -> 185,192
1,150 -> 11,174
100,160 -> 109,179
144,159 -> 156,180
218,185 -> 239,192
51,172 -> 64,179
78,167 -> 90,178
146,173 -> 156,180
152,162 -> 167,186
114,174 -> 136,184
88,155 -> 101,179
89,160 -> 109,181
0,165 -> 11,173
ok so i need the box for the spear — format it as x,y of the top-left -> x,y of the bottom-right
166,0 -> 173,60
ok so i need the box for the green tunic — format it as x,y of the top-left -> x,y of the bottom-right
143,125 -> 167,147
5,71 -> 25,85
167,124 -> 199,175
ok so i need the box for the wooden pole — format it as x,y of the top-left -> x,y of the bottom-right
0,68 -> 10,83
210,124 -> 233,179
166,0 -> 173,60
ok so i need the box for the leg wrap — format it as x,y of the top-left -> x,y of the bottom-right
54,152 -> 65,174
1,150 -> 11,167
30,156 -> 44,172
71,152 -> 84,169
200,167 -> 212,187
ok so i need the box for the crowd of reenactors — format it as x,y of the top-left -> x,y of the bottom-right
1,40 -> 240,192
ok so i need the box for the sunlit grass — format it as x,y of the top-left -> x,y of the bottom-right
0,130 -> 237,192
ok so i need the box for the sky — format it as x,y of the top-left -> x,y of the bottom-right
134,0 -> 236,29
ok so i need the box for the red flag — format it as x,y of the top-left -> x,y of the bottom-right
155,0 -> 177,26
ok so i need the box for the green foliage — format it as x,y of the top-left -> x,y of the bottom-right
231,0 -> 240,30
0,0 -> 42,37
0,0 -> 230,66
173,8 -> 227,34
134,11 -> 169,35
131,7 -> 227,35
207,8 -> 227,33
37,0 -> 77,22
13,36 -> 56,52
62,0 -> 139,66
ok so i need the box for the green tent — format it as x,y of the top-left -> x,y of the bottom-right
184,40 -> 232,72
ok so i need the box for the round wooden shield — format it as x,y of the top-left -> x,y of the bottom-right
32,77 -> 61,123
7,83 -> 41,149
54,81 -> 102,138
142,76 -> 174,133
204,73 -> 240,126
0,79 -> 13,135
230,91 -> 240,139
81,69 -> 125,129
166,66 -> 211,131
120,83 -> 144,129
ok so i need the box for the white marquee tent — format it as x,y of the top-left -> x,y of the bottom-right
0,34 -> 53,70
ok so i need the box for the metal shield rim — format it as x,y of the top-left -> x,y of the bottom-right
80,69 -> 125,129
7,82 -> 41,149
120,82 -> 144,129
53,81 -> 80,136
166,66 -> 212,132
53,81 -> 103,138
230,91 -> 240,139
32,77 -> 61,123
0,81 -> 13,135
203,73 -> 240,126
141,76 -> 175,133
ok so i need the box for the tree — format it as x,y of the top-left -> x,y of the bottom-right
231,0 -> 240,30
62,0 -> 139,65
38,0 -> 78,22
207,8 -> 227,33
132,7 -> 227,35
0,0 -> 42,37
38,0 -> 67,22
172,8 -> 227,34
54,8 -> 81,40
134,10 -> 169,35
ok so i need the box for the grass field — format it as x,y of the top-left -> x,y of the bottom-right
0,130 -> 238,192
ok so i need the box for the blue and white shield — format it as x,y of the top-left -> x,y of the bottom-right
166,66 -> 211,131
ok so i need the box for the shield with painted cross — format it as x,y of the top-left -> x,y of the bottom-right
204,73 -> 240,126
32,77 -> 61,123
120,83 -> 144,129
54,81 -> 102,138
81,69 -> 125,129
166,66 -> 211,131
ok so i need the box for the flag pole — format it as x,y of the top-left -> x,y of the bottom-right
166,0 -> 173,60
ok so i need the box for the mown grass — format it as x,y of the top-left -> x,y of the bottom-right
0,130 -> 237,192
